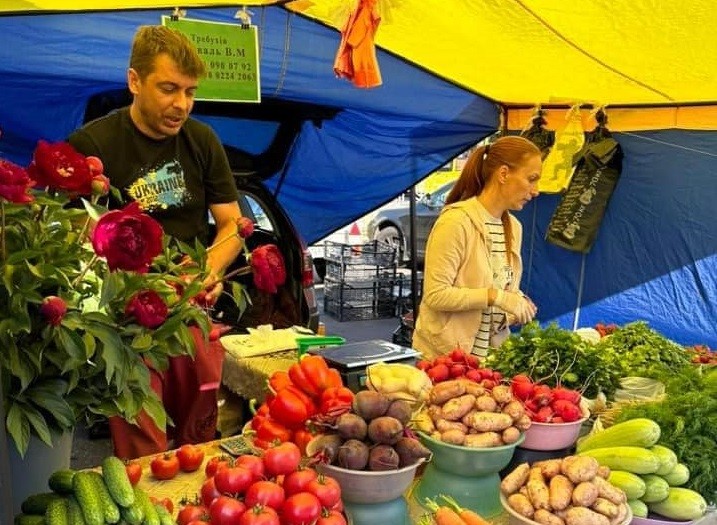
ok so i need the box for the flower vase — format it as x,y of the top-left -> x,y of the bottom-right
7,429 -> 74,515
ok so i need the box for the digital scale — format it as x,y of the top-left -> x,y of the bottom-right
307,339 -> 420,392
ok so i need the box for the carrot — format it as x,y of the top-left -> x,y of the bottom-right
440,495 -> 491,525
424,498 -> 466,525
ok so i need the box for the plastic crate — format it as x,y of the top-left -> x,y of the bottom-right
324,277 -> 395,305
325,260 -> 396,281
323,296 -> 396,322
324,240 -> 396,267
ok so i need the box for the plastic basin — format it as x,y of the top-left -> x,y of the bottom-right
520,416 -> 588,451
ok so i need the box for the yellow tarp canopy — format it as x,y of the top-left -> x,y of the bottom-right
4,0 -> 717,127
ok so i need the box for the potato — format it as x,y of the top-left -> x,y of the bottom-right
572,481 -> 599,507
548,474 -> 573,511
534,509 -> 566,525
464,432 -> 502,448
463,381 -> 486,397
491,384 -> 513,404
610,503 -> 627,525
429,380 -> 466,404
515,414 -> 532,431
597,465 -> 611,479
461,409 -> 478,427
592,497 -> 619,518
501,462 -> 530,495
535,459 -> 563,479
529,466 -> 546,484
414,410 -> 435,434
502,426 -> 521,444
435,419 -> 468,433
507,493 -> 534,518
475,395 -> 498,412
527,479 -> 551,510
440,428 -> 466,445
442,394 -> 476,421
466,411 -> 513,432
560,455 -> 578,476
427,404 -> 443,423
564,455 -> 600,483
502,400 -> 526,421
592,475 -> 627,504
565,507 -> 610,525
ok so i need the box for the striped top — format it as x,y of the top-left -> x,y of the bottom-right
472,213 -> 513,356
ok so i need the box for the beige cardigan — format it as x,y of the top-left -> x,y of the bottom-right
412,198 -> 523,360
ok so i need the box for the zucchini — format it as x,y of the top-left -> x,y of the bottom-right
44,497 -> 69,525
15,514 -> 47,525
153,504 -> 175,525
133,487 -> 160,525
649,444 -> 677,476
22,493 -> 62,515
101,457 -> 135,507
647,487 -> 707,521
86,471 -> 121,524
578,446 -> 661,474
48,470 -> 77,496
607,470 -> 646,500
66,497 -> 87,525
627,499 -> 648,518
662,462 -> 690,486
576,418 -> 661,452
72,471 -> 104,525
640,473 -> 670,503
119,502 -> 144,525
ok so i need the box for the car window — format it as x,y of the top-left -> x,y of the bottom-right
238,192 -> 275,232
430,182 -> 453,207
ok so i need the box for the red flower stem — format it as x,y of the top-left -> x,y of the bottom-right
71,254 -> 98,288
204,265 -> 251,289
205,231 -> 240,254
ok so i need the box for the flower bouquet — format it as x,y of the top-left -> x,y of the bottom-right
0,140 -> 284,457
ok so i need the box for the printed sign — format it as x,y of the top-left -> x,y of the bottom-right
163,16 -> 260,103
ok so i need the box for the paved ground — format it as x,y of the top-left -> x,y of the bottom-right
70,284 -> 408,469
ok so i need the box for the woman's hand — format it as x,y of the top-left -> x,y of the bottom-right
494,289 -> 537,325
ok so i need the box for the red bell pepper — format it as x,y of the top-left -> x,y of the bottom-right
319,386 -> 354,417
255,417 -> 293,444
269,385 -> 317,428
268,370 -> 293,393
289,355 -> 343,399
293,428 -> 316,456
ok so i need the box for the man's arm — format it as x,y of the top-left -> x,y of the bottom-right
204,201 -> 243,301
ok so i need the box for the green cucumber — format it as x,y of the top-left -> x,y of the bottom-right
119,502 -> 145,525
48,470 -> 77,496
44,497 -> 69,525
100,456 -> 135,507
154,504 -> 175,525
640,473 -> 670,503
662,462 -> 690,486
133,487 -> 160,525
647,487 -> 708,521
66,496 -> 87,525
86,471 -> 121,524
627,499 -> 648,518
21,492 -> 62,515
72,471 -> 104,525
14,514 -> 47,525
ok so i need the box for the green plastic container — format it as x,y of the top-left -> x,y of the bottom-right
296,336 -> 345,357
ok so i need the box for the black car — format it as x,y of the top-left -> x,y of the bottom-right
366,181 -> 454,265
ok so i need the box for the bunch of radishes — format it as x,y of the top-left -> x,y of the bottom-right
416,348 -> 503,387
509,375 -> 584,423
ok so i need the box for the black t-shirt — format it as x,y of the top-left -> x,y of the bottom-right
68,107 -> 238,244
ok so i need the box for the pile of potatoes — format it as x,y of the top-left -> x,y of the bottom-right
309,390 -> 431,471
416,378 -> 532,447
501,456 -> 630,525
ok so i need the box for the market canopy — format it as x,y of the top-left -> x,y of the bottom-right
1,2 -> 716,347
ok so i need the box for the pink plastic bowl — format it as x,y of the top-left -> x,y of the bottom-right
519,416 -> 588,451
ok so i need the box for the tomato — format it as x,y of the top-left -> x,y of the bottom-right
427,364 -> 449,383
209,495 -> 246,525
244,480 -> 285,511
235,454 -> 265,481
281,492 -> 322,525
150,453 -> 180,480
263,442 -> 301,478
282,468 -> 318,496
205,455 -> 233,478
125,460 -> 142,486
239,504 -> 280,525
177,504 -> 209,525
214,466 -> 254,496
177,444 -> 205,473
186,520 -> 210,525
306,475 -> 341,508
317,510 -> 348,525
200,476 -> 222,507
150,496 -> 174,514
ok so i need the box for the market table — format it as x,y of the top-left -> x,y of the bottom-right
130,436 -> 511,525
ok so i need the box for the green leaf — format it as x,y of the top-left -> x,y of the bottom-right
131,333 -> 153,351
6,401 -> 31,457
2,263 -> 15,290
153,315 -> 183,340
23,404 -> 53,447
81,198 -> 105,222
8,343 -> 35,391
99,271 -> 124,307
24,379 -> 75,428
142,393 -> 168,431
57,327 -> 88,371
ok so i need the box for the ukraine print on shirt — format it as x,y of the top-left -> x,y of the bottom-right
126,159 -> 189,212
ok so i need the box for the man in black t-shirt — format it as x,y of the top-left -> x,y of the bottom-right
69,25 -> 242,459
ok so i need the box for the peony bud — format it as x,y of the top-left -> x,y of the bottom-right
125,290 -> 168,328
236,216 -> 255,239
86,156 -> 104,176
91,174 -> 110,196
41,296 -> 67,326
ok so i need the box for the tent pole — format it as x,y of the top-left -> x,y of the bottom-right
0,372 -> 14,525
409,184 -> 419,319
573,253 -> 587,331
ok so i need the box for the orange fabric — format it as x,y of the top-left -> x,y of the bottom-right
333,0 -> 382,88
109,325 -> 225,459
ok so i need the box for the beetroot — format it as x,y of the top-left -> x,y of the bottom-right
337,439 -> 370,470
367,416 -> 404,445
394,437 -> 431,467
368,445 -> 400,471
385,399 -> 412,427
336,412 -> 368,440
352,390 -> 390,421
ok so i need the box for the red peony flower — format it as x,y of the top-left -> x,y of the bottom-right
40,296 -> 67,326
0,159 -> 34,203
125,290 -> 168,328
91,202 -> 164,273
236,216 -> 255,239
27,140 -> 94,195
250,244 -> 286,294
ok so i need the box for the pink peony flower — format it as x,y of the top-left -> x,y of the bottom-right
236,216 -> 255,239
27,140 -> 94,195
40,296 -> 67,326
250,244 -> 286,294
125,290 -> 168,328
0,159 -> 34,203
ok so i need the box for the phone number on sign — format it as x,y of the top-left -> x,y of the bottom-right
207,71 -> 257,81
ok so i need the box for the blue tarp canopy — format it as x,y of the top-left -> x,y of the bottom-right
0,5 -> 715,347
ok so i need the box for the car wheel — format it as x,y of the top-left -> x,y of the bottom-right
375,225 -> 404,264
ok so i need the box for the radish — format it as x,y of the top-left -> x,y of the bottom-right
510,375 -> 534,401
552,386 -> 581,405
534,406 -> 554,423
532,384 -> 553,406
